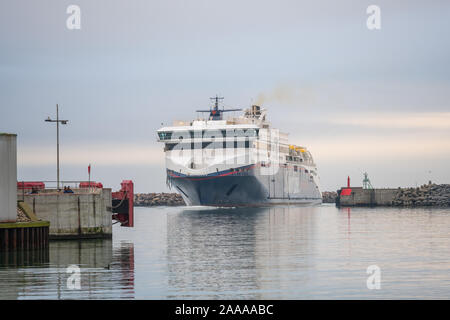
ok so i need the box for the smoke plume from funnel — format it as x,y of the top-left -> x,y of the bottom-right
255,85 -> 315,107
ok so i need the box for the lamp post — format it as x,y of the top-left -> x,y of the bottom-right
45,104 -> 68,190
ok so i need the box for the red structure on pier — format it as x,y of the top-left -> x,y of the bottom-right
112,180 -> 134,227
79,181 -> 103,189
17,182 -> 45,191
340,176 -> 352,196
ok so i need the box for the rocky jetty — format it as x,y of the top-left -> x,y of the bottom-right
17,207 -> 31,222
322,191 -> 337,203
134,193 -> 185,207
392,184 -> 450,207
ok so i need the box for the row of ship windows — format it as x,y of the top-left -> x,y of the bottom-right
286,155 -> 304,163
165,141 -> 251,151
263,162 -> 315,176
292,165 -> 310,173
158,129 -> 259,140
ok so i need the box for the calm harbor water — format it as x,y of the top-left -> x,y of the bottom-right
1,204 -> 449,299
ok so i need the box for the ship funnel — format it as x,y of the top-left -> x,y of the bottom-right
251,105 -> 261,116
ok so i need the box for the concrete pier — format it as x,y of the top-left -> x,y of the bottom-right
337,187 -> 398,206
0,221 -> 50,251
0,133 -> 17,223
21,188 -> 112,239
3,132 -> 126,240
0,133 -> 51,251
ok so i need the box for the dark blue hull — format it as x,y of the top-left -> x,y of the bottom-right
167,165 -> 266,206
167,165 -> 322,207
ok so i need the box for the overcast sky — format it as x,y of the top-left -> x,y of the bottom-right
1,0 -> 450,192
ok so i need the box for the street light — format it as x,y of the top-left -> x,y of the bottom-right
45,104 -> 69,190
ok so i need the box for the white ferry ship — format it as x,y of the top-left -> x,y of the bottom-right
157,97 -> 322,206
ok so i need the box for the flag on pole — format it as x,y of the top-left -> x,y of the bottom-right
88,164 -> 91,189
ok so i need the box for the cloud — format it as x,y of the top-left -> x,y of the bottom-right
18,143 -> 165,167
328,112 -> 450,129
289,111 -> 450,165
305,134 -> 450,163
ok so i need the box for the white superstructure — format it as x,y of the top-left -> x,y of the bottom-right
157,98 -> 321,206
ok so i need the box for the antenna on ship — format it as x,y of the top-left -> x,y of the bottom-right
211,95 -> 224,112
196,95 -> 242,120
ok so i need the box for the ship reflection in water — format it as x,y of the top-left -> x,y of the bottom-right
166,206 -> 318,299
1,205 -> 450,299
0,240 -> 135,299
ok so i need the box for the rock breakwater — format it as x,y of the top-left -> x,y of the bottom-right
322,191 -> 337,203
392,184 -> 450,207
134,193 -> 185,206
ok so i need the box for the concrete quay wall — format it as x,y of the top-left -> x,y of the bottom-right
338,187 -> 399,206
0,133 -> 17,223
21,189 -> 112,239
